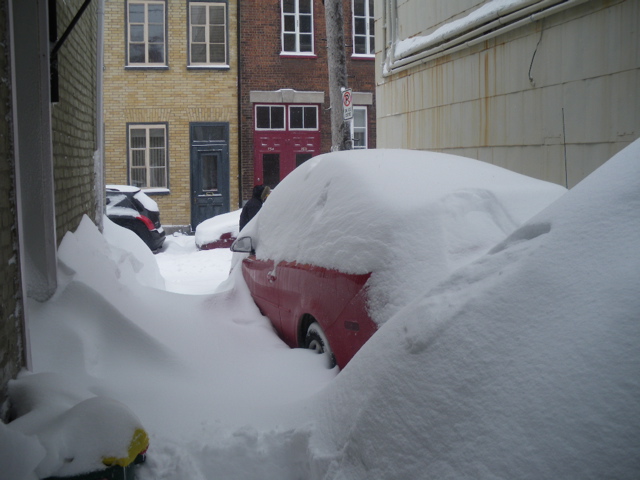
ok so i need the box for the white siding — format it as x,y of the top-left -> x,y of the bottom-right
376,0 -> 639,187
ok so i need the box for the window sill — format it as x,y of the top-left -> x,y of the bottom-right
280,53 -> 317,59
187,65 -> 230,70
125,65 -> 169,70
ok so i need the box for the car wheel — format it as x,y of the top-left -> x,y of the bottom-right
304,322 -> 336,369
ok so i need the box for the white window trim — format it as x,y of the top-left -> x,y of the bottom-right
127,0 -> 167,66
128,124 -> 168,188
350,106 -> 368,149
188,1 -> 229,67
280,0 -> 315,55
352,0 -> 374,58
288,105 -> 319,131
255,105 -> 287,131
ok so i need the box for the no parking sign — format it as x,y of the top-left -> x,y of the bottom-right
342,88 -> 353,120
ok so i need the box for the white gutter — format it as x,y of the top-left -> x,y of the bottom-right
383,0 -> 590,77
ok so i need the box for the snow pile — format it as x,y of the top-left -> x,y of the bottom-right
1,212 -> 336,480
7,373 -> 146,479
249,149 -> 565,324
308,140 -> 640,478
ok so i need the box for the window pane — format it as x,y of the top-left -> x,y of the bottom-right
369,0 -> 374,15
300,34 -> 312,52
283,34 -> 295,51
284,15 -> 295,33
304,107 -> 317,129
263,154 -> 280,189
354,36 -> 366,54
282,0 -> 295,13
131,150 -> 146,167
148,24 -> 164,43
148,4 -> 164,23
369,37 -> 375,54
299,0 -> 311,14
300,15 -> 312,33
149,128 -> 165,147
130,129 -> 146,148
210,25 -> 225,43
193,125 -> 225,141
354,108 -> 366,126
191,44 -> 206,62
148,44 -> 164,63
191,5 -> 206,24
256,107 -> 270,128
150,148 -> 165,167
290,107 -> 303,129
129,3 -> 144,23
210,45 -> 225,63
271,107 -> 285,129
130,25 -> 144,42
129,44 -> 145,63
210,5 -> 225,24
353,131 -> 366,148
192,26 -> 205,42
202,154 -> 219,191
354,0 -> 365,16
131,168 -> 146,187
150,167 -> 165,188
355,18 -> 366,35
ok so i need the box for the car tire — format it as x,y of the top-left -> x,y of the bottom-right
304,322 -> 336,369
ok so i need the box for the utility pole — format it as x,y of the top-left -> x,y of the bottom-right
324,0 -> 351,151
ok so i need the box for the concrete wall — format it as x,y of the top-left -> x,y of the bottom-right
0,0 -> 24,422
376,0 -> 639,187
103,0 -> 239,228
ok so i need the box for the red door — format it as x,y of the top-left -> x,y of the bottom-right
253,104 -> 321,188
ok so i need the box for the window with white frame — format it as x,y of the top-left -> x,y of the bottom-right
189,2 -> 228,66
281,0 -> 314,54
289,105 -> 318,130
127,0 -> 166,65
352,0 -> 374,56
255,105 -> 286,130
351,106 -> 368,148
128,124 -> 168,188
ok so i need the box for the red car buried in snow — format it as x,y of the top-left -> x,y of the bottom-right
231,150 -> 567,370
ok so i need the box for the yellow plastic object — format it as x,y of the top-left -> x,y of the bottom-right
102,428 -> 149,467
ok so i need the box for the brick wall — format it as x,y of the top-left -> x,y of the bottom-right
0,0 -> 24,421
52,0 -> 99,243
239,0 -> 376,202
103,0 -> 240,227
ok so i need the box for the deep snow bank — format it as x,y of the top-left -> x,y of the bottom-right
308,142 -> 640,479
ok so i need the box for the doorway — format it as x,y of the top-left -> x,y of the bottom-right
190,123 -> 229,228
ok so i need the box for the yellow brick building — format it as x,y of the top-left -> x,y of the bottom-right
104,0 -> 238,230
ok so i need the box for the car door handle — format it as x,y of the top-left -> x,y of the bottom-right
267,272 -> 277,283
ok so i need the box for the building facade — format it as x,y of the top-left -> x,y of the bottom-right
1,0 -> 101,419
375,0 -> 639,187
239,0 -> 377,201
103,0 -> 239,230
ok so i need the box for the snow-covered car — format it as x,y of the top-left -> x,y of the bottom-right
106,185 -> 165,252
195,209 -> 241,250
231,149 -> 567,369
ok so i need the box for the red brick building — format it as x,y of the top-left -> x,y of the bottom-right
239,0 -> 376,202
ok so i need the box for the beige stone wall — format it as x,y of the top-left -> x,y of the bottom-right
52,0 -> 99,241
104,0 -> 239,228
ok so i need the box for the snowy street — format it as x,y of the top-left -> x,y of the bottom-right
2,142 -> 640,480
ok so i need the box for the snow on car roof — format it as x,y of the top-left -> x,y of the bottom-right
250,149 -> 567,325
